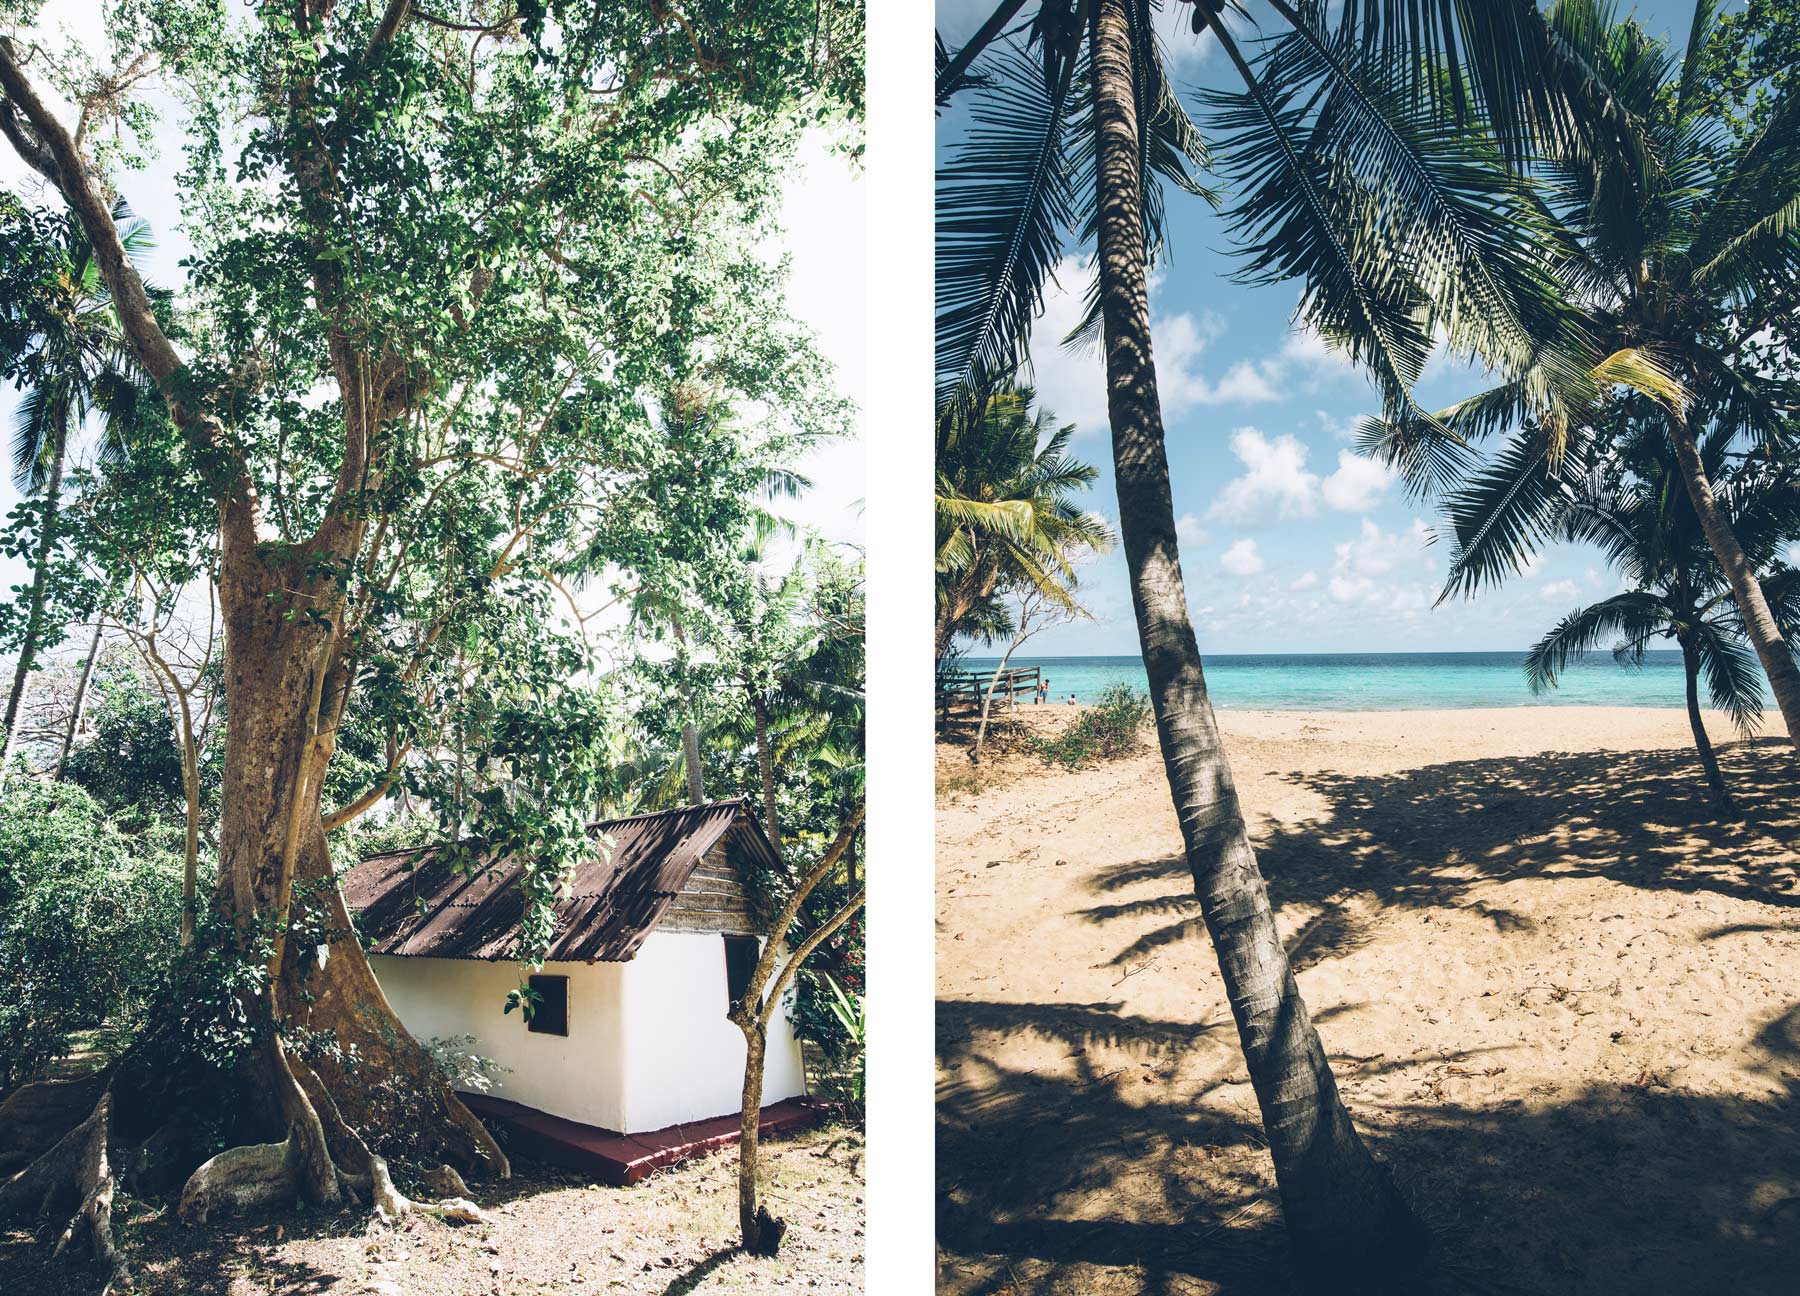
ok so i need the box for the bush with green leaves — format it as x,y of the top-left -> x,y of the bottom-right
0,781 -> 183,1086
1033,684 -> 1151,769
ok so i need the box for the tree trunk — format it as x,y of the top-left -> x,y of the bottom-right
734,1018 -> 781,1255
52,617 -> 103,780
1679,630 -> 1734,814
971,633 -> 1027,764
204,534 -> 506,1192
752,694 -> 781,855
1088,0 -> 1420,1281
682,719 -> 706,804
0,409 -> 69,793
1666,407 -> 1800,747
175,688 -> 201,947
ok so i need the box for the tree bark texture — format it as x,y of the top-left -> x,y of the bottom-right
52,618 -> 103,780
1666,407 -> 1800,747
1679,630 -> 1734,812
1089,0 -> 1421,1279
753,695 -> 782,855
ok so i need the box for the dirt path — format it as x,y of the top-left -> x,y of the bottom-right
4,1125 -> 863,1295
938,708 -> 1800,1296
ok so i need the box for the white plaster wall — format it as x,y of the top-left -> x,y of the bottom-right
370,955 -> 628,1132
618,931 -> 807,1133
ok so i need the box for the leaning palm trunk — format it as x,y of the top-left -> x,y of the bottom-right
1665,409 -> 1800,747
1678,631 -> 1734,813
1088,0 -> 1418,1278
0,411 -> 68,791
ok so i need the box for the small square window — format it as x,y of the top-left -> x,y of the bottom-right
724,936 -> 760,1009
527,974 -> 569,1036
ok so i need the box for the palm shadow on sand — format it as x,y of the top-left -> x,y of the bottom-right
938,738 -> 1800,1295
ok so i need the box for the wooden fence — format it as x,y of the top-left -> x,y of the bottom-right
936,665 -> 1041,725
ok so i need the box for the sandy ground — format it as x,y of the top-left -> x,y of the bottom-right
3,1125 -> 864,1295
938,707 -> 1800,1296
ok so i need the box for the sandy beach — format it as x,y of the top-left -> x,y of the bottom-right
937,706 -> 1800,1295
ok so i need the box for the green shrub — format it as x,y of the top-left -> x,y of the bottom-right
0,781 -> 184,1086
1033,684 -> 1151,769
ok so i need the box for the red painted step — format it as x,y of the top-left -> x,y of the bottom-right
461,1093 -> 820,1186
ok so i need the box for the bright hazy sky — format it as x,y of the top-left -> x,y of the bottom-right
938,0 -> 1728,655
0,18 -> 865,633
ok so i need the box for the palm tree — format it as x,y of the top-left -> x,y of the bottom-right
1352,1 -> 1800,744
935,385 -> 1113,662
936,0 -> 1616,1271
1493,413 -> 1800,813
0,200 -> 151,786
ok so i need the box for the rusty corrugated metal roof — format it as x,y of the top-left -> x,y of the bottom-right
340,798 -> 776,963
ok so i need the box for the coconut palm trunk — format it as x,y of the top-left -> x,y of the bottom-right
751,694 -> 781,854
1667,403 -> 1800,748
1088,0 -> 1417,1276
52,617 -> 104,780
1677,629 -> 1734,813
0,406 -> 69,789
682,718 -> 706,804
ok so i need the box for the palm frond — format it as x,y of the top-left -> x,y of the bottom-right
1524,590 -> 1671,692
1691,620 -> 1765,736
936,44 -> 1080,412
1202,22 -> 1435,424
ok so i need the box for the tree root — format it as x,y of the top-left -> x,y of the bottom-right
745,1204 -> 787,1257
0,1087 -> 130,1293
3,1039 -> 502,1292
0,1070 -> 111,1176
176,1135 -> 302,1225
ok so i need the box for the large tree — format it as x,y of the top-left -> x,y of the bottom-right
0,0 -> 858,1275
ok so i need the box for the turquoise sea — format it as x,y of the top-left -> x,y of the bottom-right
956,651 -> 1757,710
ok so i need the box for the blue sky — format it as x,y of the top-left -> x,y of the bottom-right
940,0 -> 1717,655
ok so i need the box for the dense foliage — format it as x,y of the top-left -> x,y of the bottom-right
0,781 -> 182,1086
935,385 -> 1111,664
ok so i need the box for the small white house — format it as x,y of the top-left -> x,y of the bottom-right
341,799 -> 806,1140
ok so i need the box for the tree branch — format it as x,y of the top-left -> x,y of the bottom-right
760,885 -> 864,1025
0,39 -> 184,384
735,804 -> 863,1024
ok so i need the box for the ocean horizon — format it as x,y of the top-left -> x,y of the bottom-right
953,650 -> 1758,711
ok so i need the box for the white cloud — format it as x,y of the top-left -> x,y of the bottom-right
1025,259 -> 1111,433
1291,570 -> 1319,590
1279,325 -> 1363,388
1210,428 -> 1320,524
1320,450 -> 1394,512
1220,537 -> 1265,577
1541,579 -> 1582,603
1210,428 -> 1392,524
1328,518 -> 1436,609
1026,259 -> 1292,435
1316,408 -> 1365,442
1175,513 -> 1210,546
